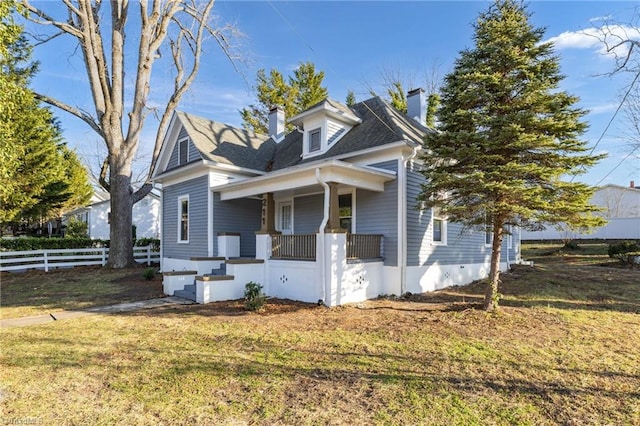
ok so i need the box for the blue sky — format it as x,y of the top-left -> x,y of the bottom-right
26,1 -> 640,187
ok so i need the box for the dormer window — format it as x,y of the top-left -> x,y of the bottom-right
309,128 -> 321,152
289,99 -> 362,159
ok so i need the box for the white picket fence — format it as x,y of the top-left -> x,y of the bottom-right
0,246 -> 160,272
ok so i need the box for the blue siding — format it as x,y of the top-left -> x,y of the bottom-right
294,194 -> 324,234
166,127 -> 201,170
356,160 -> 399,267
406,164 -> 510,266
212,193 -> 261,257
162,175 -> 209,259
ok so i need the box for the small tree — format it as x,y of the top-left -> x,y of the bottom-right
65,217 -> 88,239
418,0 -> 605,311
345,90 -> 356,107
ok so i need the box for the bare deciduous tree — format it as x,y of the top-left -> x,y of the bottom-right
21,0 -> 243,267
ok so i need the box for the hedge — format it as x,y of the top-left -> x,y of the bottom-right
0,237 -> 160,252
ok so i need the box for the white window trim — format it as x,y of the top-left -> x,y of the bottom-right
276,200 -> 294,234
485,224 -> 493,247
178,195 -> 189,243
307,127 -> 322,154
178,137 -> 189,165
431,206 -> 447,246
338,189 -> 356,232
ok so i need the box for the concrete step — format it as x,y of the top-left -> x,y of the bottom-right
210,263 -> 227,276
174,284 -> 196,301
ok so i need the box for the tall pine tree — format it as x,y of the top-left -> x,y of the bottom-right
0,1 -> 91,228
418,0 -> 605,311
240,61 -> 328,134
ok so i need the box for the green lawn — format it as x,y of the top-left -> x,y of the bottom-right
0,246 -> 638,425
0,265 -> 163,319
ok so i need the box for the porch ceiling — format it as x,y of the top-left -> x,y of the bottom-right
215,159 -> 396,200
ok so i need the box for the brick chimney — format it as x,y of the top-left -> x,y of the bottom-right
631,181 -> 636,189
407,88 -> 426,126
268,106 -> 285,143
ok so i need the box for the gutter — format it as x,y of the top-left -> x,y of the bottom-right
315,168 -> 330,306
400,144 -> 419,296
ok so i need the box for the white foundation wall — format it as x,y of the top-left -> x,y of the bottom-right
330,261 -> 384,306
267,260 -> 322,304
382,266 -> 402,296
162,257 -> 224,275
405,261 -> 508,294
163,273 -> 196,295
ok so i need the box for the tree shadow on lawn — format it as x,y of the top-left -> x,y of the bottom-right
403,264 -> 640,314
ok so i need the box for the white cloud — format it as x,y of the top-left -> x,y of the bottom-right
544,25 -> 640,60
586,102 -> 619,115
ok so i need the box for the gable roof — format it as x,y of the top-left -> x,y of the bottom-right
176,111 -> 276,172
162,96 -> 430,176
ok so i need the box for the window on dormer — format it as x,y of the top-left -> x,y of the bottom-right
178,137 -> 189,164
309,128 -> 321,152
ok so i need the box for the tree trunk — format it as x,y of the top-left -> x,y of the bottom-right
107,162 -> 135,268
484,224 -> 504,311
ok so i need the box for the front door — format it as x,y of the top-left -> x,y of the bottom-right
278,201 -> 293,235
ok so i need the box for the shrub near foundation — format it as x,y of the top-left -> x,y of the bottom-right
244,281 -> 266,311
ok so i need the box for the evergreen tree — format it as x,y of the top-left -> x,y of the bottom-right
290,62 -> 328,112
345,90 -> 356,107
0,2 -> 91,227
240,68 -> 293,135
418,0 -> 605,311
425,93 -> 440,128
240,62 -> 328,134
386,80 -> 407,113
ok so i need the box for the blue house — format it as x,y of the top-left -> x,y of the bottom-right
153,89 -> 521,306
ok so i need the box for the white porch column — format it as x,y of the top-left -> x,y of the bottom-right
217,232 -> 240,258
323,232 -> 347,307
255,233 -> 272,260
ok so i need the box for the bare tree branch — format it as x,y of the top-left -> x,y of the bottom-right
33,92 -> 104,138
21,0 -> 84,38
99,157 -> 110,192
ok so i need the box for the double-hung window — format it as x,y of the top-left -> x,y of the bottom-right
178,195 -> 189,243
485,223 -> 493,246
432,206 -> 447,245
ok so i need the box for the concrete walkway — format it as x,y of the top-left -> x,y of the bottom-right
0,296 -> 195,329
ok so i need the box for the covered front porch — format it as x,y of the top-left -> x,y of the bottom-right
216,159 -> 396,262
205,160 -> 396,305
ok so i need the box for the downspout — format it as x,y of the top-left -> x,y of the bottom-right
400,144 -> 419,296
158,186 -> 164,272
316,168 -> 330,305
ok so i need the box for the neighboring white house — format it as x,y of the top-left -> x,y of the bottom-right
64,189 -> 161,240
522,182 -> 640,240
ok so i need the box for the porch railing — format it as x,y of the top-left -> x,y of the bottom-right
347,234 -> 383,259
270,234 -> 383,261
271,234 -> 317,260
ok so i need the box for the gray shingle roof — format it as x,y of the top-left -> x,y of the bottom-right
176,111 -> 276,171
173,96 -> 430,173
271,96 -> 430,170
